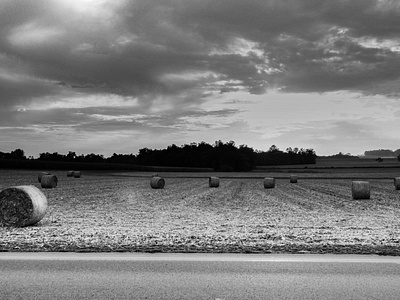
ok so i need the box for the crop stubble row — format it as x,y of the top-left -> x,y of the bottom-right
0,169 -> 399,253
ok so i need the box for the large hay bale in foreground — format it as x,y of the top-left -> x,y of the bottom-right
264,177 -> 275,189
209,176 -> 220,188
67,171 -> 74,177
38,172 -> 50,183
73,171 -> 81,178
290,175 -> 298,183
41,175 -> 58,189
150,177 -> 165,189
352,181 -> 370,199
394,177 -> 400,190
0,185 -> 48,227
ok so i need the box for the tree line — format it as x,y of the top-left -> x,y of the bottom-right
1,141 -> 317,171
364,149 -> 400,157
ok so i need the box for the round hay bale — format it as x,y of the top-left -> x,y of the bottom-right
38,172 -> 50,183
209,176 -> 220,188
151,173 -> 159,178
0,185 -> 48,227
73,171 -> 81,178
67,170 -> 74,177
352,181 -> 370,199
41,174 -> 58,189
263,177 -> 275,189
394,177 -> 400,190
150,177 -> 165,189
290,175 -> 298,183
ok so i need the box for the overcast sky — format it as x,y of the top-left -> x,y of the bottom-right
1,0 -> 400,157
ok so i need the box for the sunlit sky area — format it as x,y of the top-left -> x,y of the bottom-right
1,0 -> 400,157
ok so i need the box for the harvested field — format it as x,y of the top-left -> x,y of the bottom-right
0,169 -> 400,255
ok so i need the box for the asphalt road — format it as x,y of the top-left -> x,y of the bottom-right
1,253 -> 400,299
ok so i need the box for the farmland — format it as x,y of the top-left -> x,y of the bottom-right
1,168 -> 400,255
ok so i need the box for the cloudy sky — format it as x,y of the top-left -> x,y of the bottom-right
1,0 -> 400,158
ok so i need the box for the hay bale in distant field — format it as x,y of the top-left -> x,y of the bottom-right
67,171 -> 74,177
150,176 -> 165,189
394,177 -> 400,190
263,177 -> 275,189
0,185 -> 48,227
73,171 -> 81,178
290,175 -> 298,183
41,174 -> 58,189
38,172 -> 50,183
209,176 -> 220,188
151,173 -> 158,178
352,181 -> 370,199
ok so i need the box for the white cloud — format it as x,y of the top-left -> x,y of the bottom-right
8,22 -> 64,47
29,94 -> 140,110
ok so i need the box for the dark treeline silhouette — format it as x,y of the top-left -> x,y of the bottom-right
322,152 -> 359,159
1,141 -> 317,171
136,141 -> 316,171
136,141 -> 257,171
255,145 -> 317,166
364,149 -> 400,157
36,151 -> 136,164
38,151 -> 105,163
0,149 -> 26,160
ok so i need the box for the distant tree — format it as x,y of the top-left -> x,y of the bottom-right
328,152 -> 358,159
66,151 -> 76,161
11,149 -> 26,160
106,153 -> 137,164
82,153 -> 104,163
364,149 -> 395,157
0,149 -> 26,160
268,145 -> 280,153
255,145 -> 316,166
38,152 -> 64,161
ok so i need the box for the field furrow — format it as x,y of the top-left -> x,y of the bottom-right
1,170 -> 400,254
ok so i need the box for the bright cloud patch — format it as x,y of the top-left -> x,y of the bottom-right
8,22 -> 64,47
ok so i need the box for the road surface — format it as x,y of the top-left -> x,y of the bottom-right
1,253 -> 400,299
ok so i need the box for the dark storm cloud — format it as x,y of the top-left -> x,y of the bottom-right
1,0 -> 400,111
123,0 -> 400,95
